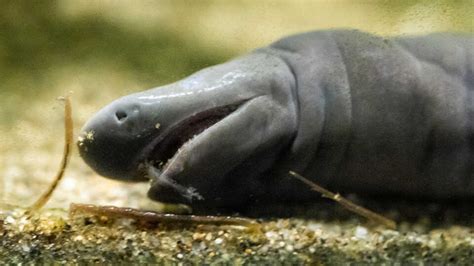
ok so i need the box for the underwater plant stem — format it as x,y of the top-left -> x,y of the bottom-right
289,171 -> 397,230
69,203 -> 261,232
28,96 -> 73,213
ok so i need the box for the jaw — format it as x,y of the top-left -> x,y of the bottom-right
138,100 -> 247,173
146,95 -> 297,208
135,100 -> 250,202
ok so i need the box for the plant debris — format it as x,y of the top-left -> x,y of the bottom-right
69,203 -> 261,233
27,96 -> 73,214
289,171 -> 397,229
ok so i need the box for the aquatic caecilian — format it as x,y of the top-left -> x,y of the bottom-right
78,30 -> 474,211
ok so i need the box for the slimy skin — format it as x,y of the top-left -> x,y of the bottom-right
78,30 -> 474,211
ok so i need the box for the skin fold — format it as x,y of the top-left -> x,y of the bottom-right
78,29 -> 473,211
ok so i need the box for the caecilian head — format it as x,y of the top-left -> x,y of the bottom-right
78,53 -> 297,207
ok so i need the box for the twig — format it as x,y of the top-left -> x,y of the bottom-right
27,96 -> 73,213
69,203 -> 261,232
289,171 -> 396,229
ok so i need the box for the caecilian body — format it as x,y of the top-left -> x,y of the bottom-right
78,30 -> 474,211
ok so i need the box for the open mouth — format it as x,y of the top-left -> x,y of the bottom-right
140,101 -> 245,176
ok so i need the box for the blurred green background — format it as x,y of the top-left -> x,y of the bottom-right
0,0 -> 472,207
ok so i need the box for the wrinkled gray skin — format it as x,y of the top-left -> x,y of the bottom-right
78,30 -> 474,211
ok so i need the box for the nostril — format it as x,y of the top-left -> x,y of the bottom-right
115,110 -> 128,122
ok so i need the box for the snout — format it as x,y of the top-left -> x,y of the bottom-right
78,98 -> 153,181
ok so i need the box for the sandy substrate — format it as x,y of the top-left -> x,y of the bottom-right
1,204 -> 473,264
